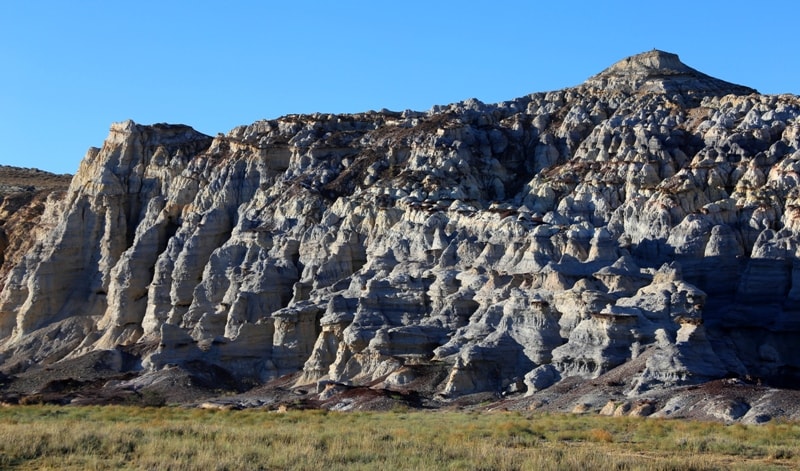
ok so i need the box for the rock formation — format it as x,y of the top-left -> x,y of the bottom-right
2,50 -> 800,418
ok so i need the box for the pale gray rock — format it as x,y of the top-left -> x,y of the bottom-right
524,364 -> 560,393
551,305 -> 638,379
703,398 -> 751,422
434,288 -> 562,395
627,324 -> 741,395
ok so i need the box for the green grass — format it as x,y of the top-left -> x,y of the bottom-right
0,405 -> 798,470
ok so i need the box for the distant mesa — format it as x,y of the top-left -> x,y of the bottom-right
584,49 -> 757,97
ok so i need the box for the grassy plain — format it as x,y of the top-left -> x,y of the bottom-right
0,405 -> 798,470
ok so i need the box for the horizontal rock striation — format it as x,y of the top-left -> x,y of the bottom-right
2,50 -> 800,406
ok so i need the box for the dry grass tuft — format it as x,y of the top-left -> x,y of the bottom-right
588,428 -> 614,443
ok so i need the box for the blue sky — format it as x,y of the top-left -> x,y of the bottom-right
1,1 -> 798,175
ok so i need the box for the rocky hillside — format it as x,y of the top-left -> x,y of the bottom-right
0,167 -> 71,287
2,50 -> 800,421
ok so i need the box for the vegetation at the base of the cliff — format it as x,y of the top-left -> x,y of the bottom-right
0,406 -> 798,470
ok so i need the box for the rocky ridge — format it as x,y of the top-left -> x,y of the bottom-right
2,50 -> 800,421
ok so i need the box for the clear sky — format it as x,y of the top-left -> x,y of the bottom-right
1,1 -> 798,175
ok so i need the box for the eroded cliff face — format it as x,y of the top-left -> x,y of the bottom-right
2,50 -> 800,409
0,167 -> 72,342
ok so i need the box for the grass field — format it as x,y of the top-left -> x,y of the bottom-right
0,405 -> 798,470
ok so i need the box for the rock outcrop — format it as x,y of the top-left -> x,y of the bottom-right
2,50 -> 800,415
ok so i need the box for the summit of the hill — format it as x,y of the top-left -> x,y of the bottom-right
584,49 -> 757,97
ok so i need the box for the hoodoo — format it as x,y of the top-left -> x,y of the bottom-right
1,51 -> 799,421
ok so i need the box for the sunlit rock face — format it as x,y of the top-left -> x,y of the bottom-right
2,50 -> 800,399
